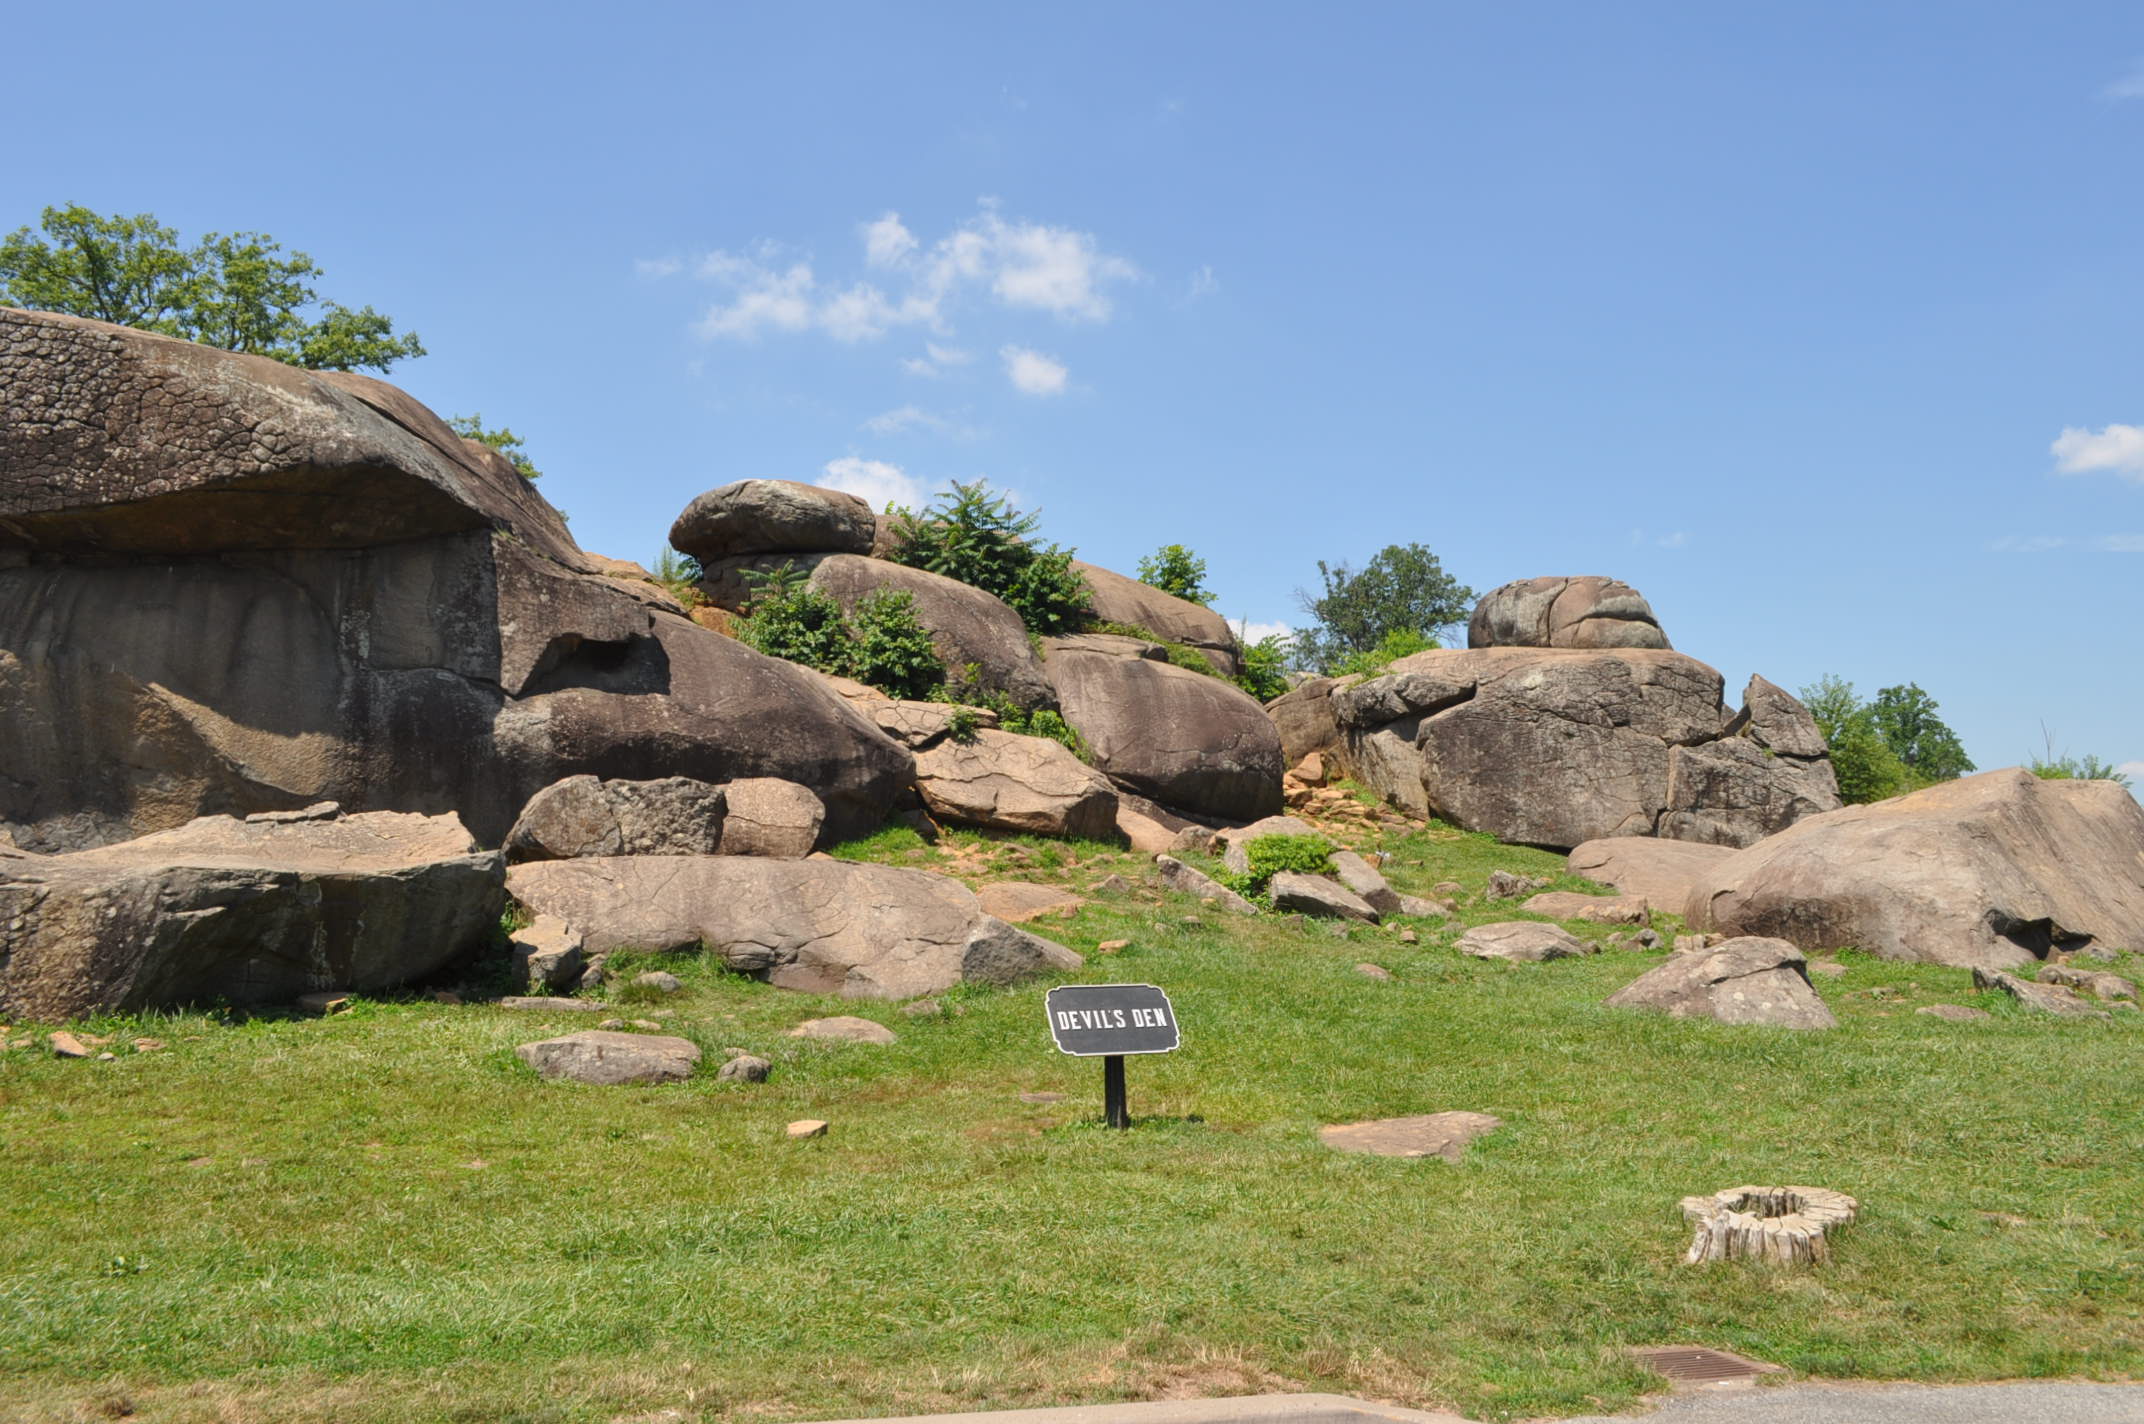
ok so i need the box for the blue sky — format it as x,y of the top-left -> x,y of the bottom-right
12,2 -> 2141,783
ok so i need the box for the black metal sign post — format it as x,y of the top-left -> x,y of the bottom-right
1045,983 -> 1180,1129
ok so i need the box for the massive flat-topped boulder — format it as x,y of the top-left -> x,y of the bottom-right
1468,575 -> 1669,650
1047,644 -> 1283,822
1684,768 -> 2144,971
0,808 -> 502,1020
1,307 -> 580,563
1071,560 -> 1239,673
506,856 -> 1082,1000
1333,649 -> 1838,850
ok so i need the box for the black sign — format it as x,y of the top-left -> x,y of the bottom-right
1045,984 -> 1180,1057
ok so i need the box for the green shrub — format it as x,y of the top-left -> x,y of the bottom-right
849,590 -> 943,701
651,548 -> 703,610
1135,544 -> 1214,605
1332,627 -> 1438,679
885,480 -> 1093,634
1233,633 -> 1293,703
1218,832 -> 1335,900
941,686 -> 1090,760
2028,751 -> 2132,789
736,563 -> 947,700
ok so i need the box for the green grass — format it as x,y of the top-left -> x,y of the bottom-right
1,818 -> 2138,1424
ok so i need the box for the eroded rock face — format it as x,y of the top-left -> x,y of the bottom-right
668,479 -> 876,562
1333,649 -> 1839,850
1468,576 -> 1669,651
1265,676 -> 1350,768
1071,560 -> 1239,673
1568,836 -> 1737,908
0,809 -> 502,1020
1604,936 -> 1836,1029
911,729 -> 1120,839
506,856 -> 1081,999
1684,769 -> 2144,971
1048,647 -> 1283,821
717,779 -> 825,859
505,776 -> 727,863
0,310 -> 913,851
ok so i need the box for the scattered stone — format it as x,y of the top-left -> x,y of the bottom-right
503,775 -> 727,863
1019,1091 -> 1067,1104
130,1038 -> 164,1053
1484,870 -> 1551,901
1605,937 -> 1837,1029
630,1018 -> 662,1030
509,915 -> 585,993
902,998 -> 943,1017
2040,965 -> 2137,1001
1094,874 -> 1132,895
1293,751 -> 1328,785
1458,921 -> 1591,963
716,1054 -> 771,1083
1680,1185 -> 1857,1266
1168,825 -> 1215,855
598,1018 -> 625,1030
633,971 -> 683,994
1329,850 -> 1404,916
497,996 -> 607,1013
1318,1111 -> 1502,1162
1154,856 -> 1257,916
787,1119 -> 830,1140
1355,963 -> 1393,981
49,1031 -> 90,1059
1432,881 -> 1463,897
1216,815 -> 1319,874
1398,929 -> 1418,945
1917,1004 -> 1992,1023
1808,960 -> 1848,978
1972,967 -> 2109,1019
97,1051 -> 115,1061
1270,871 -> 1380,922
975,882 -> 1087,924
1521,890 -> 1650,925
1391,894 -> 1448,919
1674,932 -> 1715,953
515,1030 -> 701,1086
297,991 -> 352,1015
1095,939 -> 1130,955
788,1016 -> 898,1045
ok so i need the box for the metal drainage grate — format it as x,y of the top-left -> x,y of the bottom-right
1631,1346 -> 1777,1384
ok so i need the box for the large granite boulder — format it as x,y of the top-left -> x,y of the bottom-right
0,309 -> 913,851
1684,769 -> 2144,971
668,479 -> 876,563
0,807 -> 502,1020
1071,560 -> 1239,674
1265,676 -> 1351,767
1604,937 -> 1836,1029
505,776 -> 727,863
1333,649 -> 1839,850
1047,645 -> 1283,821
1567,837 -> 1737,908
716,779 -> 825,859
912,729 -> 1120,839
506,856 -> 1082,999
1468,576 -> 1669,650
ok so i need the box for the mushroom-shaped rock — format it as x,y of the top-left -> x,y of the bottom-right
1049,647 -> 1283,822
1071,560 -> 1240,674
1684,769 -> 2144,972
669,479 -> 877,561
1458,921 -> 1592,963
1604,936 -> 1836,1029
505,775 -> 727,863
0,810 -> 502,1021
912,730 -> 1120,839
516,1030 -> 701,1086
507,856 -> 1081,999
1468,576 -> 1669,650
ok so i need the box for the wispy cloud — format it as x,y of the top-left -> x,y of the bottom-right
863,405 -> 980,440
2103,60 -> 2144,99
1186,265 -> 1220,302
2120,760 -> 2144,782
1989,533 -> 2144,552
1001,345 -> 1069,396
2051,423 -> 2144,480
817,456 -> 925,513
901,342 -> 974,379
1236,619 -> 1293,646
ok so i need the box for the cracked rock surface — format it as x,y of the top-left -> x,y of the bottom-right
912,729 -> 1119,839
1468,574 -> 1670,650
1048,646 -> 1283,822
1605,935 -> 1837,1029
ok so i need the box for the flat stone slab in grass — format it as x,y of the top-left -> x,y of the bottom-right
789,1016 -> 898,1045
516,1030 -> 701,1085
497,996 -> 607,1012
1155,855 -> 1257,916
1917,1004 -> 1992,1022
1319,1111 -> 1502,1162
1522,890 -> 1650,925
976,882 -> 1087,924
1458,921 -> 1591,962
1972,968 -> 2110,1019
1270,871 -> 1379,922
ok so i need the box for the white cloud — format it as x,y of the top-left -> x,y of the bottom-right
693,258 -> 820,340
863,405 -> 979,439
1002,345 -> 1069,396
2120,761 -> 2144,781
1236,620 -> 1293,646
900,342 -> 975,378
635,255 -> 683,278
2103,61 -> 2144,99
2097,533 -> 2144,552
2051,423 -> 2144,480
1186,265 -> 1219,301
818,457 -> 925,513
863,212 -> 916,267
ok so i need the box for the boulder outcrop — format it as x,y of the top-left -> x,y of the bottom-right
1457,921 -> 1591,962
1468,576 -> 1669,650
505,776 -> 728,862
716,779 -> 825,859
0,310 -> 913,851
1047,645 -> 1283,821
668,479 -> 877,562
1604,937 -> 1836,1029
0,807 -> 502,1020
1332,649 -> 1839,850
1567,836 -> 1737,908
1070,560 -> 1239,673
1265,676 -> 1350,767
506,856 -> 1082,999
1683,769 -> 2144,971
911,729 -> 1120,839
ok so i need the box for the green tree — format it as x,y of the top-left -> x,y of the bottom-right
448,413 -> 540,481
1232,632 -> 1294,703
0,203 -> 423,372
1869,683 -> 1974,780
1294,543 -> 1474,675
1800,676 -> 1911,804
885,479 -> 1092,634
1135,544 -> 1214,605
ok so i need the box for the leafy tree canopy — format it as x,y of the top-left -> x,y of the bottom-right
1801,675 -> 1977,804
1294,543 -> 1474,675
1868,683 -> 1974,781
0,203 -> 423,373
1135,544 -> 1214,606
885,479 -> 1092,634
448,413 -> 540,481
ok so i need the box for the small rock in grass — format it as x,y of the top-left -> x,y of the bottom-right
1095,874 -> 1132,894
97,1051 -> 116,1061
1391,894 -> 1447,919
2039,965 -> 2137,1001
498,996 -> 605,1013
902,998 -> 943,1017
1808,960 -> 1847,978
1521,890 -> 1650,925
1319,1111 -> 1502,1162
599,1018 -> 625,1029
516,1030 -> 702,1085
297,990 -> 352,1014
1917,1004 -> 1992,1022
1398,929 -> 1418,945
788,1016 -> 898,1045
1973,968 -> 2109,1019
1432,881 -> 1463,897
1096,939 -> 1130,955
131,1038 -> 164,1053
630,1018 -> 662,1030
1270,871 -> 1379,922
1168,826 -> 1215,855
49,1032 -> 91,1059
1633,929 -> 1664,949
787,1119 -> 829,1139
633,970 -> 683,993
1355,963 -> 1393,981
1484,870 -> 1549,901
1458,921 -> 1591,963
717,1054 -> 771,1083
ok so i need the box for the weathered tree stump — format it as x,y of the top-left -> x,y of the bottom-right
1679,1185 -> 1857,1265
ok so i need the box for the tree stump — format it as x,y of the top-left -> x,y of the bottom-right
1679,1185 -> 1857,1265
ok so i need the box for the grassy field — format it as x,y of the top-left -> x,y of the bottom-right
1,809 -> 2138,1424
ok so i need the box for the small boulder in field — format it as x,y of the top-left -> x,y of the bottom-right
49,1031 -> 91,1059
787,1119 -> 830,1139
1459,921 -> 1591,963
977,883 -> 1087,924
509,915 -> 585,992
789,1016 -> 898,1045
1521,890 -> 1650,925
717,1054 -> 771,1083
2039,965 -> 2137,1002
1605,936 -> 1836,1029
516,1030 -> 702,1085
1330,850 -> 1403,916
1917,1004 -> 1992,1023
1355,962 -> 1394,981
633,971 -> 683,994
1567,837 -> 1736,910
1972,968 -> 2109,1020
1154,856 -> 1257,916
717,779 -> 826,859
1319,1111 -> 1502,1162
1485,870 -> 1551,901
1270,871 -> 1379,923
497,996 -> 607,1013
